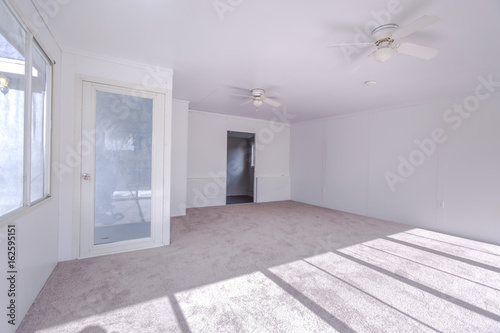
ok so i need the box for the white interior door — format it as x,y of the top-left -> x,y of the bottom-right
80,80 -> 167,257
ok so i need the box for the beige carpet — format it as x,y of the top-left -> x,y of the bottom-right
18,201 -> 500,332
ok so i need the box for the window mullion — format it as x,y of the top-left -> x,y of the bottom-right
35,39 -> 54,199
45,58 -> 53,197
23,33 -> 33,207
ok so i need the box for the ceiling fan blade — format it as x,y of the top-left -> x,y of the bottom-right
391,15 -> 439,39
349,50 -> 376,73
327,42 -> 374,48
395,42 -> 439,60
240,99 -> 253,106
227,85 -> 251,93
264,90 -> 281,99
263,97 -> 281,108
232,93 -> 252,98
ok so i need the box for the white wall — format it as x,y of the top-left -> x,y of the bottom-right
58,50 -> 173,261
0,1 -> 62,332
171,99 -> 189,217
289,120 -> 325,207
187,110 -> 290,208
292,92 -> 500,245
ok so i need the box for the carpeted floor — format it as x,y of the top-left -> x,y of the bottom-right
18,201 -> 500,332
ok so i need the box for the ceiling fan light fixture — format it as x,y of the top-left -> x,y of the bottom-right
253,99 -> 263,107
374,46 -> 395,63
0,76 -> 9,94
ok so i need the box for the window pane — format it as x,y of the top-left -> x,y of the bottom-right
30,43 -> 50,202
0,0 -> 26,216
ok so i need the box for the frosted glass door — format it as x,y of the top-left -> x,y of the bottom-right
93,90 -> 153,245
80,80 -> 167,258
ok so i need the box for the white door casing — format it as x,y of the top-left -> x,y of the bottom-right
79,79 -> 171,258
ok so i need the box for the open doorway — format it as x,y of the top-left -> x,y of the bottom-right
226,131 -> 255,205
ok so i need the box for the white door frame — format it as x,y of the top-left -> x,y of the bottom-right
226,131 -> 256,203
77,76 -> 172,258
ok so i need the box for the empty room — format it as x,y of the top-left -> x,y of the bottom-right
0,0 -> 499,332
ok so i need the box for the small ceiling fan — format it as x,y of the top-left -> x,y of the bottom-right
232,88 -> 281,111
328,15 -> 440,65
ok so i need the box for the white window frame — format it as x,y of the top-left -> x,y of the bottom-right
0,0 -> 53,223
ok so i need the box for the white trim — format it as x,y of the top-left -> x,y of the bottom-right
294,88 -> 500,125
23,29 -> 33,207
151,88 -> 166,247
79,81 -> 93,256
72,75 -> 84,259
5,0 -> 61,61
79,240 -> 165,260
163,90 -> 173,244
64,47 -> 173,82
79,74 -> 168,94
0,196 -> 53,227
173,98 -> 190,106
189,109 -> 292,127
44,44 -> 53,199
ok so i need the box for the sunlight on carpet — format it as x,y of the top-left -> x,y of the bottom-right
17,202 -> 500,332
174,271 -> 333,332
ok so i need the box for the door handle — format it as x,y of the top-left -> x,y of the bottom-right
82,173 -> 91,181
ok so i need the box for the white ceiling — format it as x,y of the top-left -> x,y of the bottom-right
33,0 -> 500,122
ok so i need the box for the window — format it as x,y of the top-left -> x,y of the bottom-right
0,0 -> 52,218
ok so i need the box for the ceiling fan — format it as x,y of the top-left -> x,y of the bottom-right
232,88 -> 281,110
328,15 -> 440,65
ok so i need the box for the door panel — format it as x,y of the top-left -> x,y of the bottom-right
80,81 -> 167,257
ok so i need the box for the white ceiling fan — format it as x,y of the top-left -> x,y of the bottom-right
328,15 -> 440,65
232,88 -> 281,111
